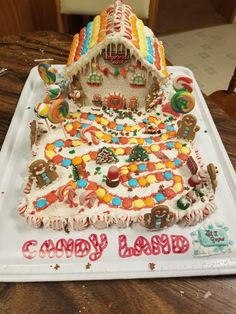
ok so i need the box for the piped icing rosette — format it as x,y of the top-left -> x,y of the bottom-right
112,214 -> 132,228
26,214 -> 43,229
68,215 -> 89,231
90,214 -> 111,229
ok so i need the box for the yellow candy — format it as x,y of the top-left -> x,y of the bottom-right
180,147 -> 190,155
72,140 -> 81,147
151,144 -> 160,152
65,124 -> 73,132
100,117 -> 109,126
102,134 -> 112,142
72,112 -> 80,119
134,199 -> 145,208
173,175 -> 182,183
129,138 -> 138,144
45,150 -> 56,159
161,134 -> 169,141
165,161 -> 174,168
121,167 -> 129,175
115,148 -> 124,155
147,175 -> 156,184
96,188 -> 106,198
95,131 -> 103,138
46,144 -> 55,151
156,163 -> 164,170
173,183 -> 182,193
82,154 -> 91,162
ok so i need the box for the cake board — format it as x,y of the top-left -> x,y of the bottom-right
0,66 -> 236,282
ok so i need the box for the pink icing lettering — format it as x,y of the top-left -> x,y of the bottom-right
89,233 -> 108,261
74,239 -> 91,258
151,234 -> 171,255
39,239 -> 55,258
133,236 -> 152,256
118,234 -> 135,257
22,240 -> 38,260
171,235 -> 190,254
55,238 -> 74,258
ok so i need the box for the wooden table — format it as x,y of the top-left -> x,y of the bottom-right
0,31 -> 236,314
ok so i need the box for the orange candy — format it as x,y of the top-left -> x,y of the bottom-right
139,177 -> 147,186
120,137 -> 128,144
102,134 -> 112,142
147,162 -> 155,171
87,182 -> 98,191
72,156 -> 82,165
137,138 -> 145,145
103,193 -> 112,203
144,197 -> 154,207
90,151 -> 97,160
122,198 -> 132,209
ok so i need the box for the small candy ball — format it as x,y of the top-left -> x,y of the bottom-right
38,63 -> 56,85
173,75 -> 193,93
34,103 -> 49,118
171,91 -> 195,114
47,84 -> 61,100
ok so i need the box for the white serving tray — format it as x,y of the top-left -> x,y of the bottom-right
0,66 -> 236,282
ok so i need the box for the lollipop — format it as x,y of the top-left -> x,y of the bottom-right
34,103 -> 49,118
171,91 -> 195,114
48,99 -> 69,124
47,84 -> 61,100
173,75 -> 193,92
38,63 -> 56,85
34,102 -> 50,131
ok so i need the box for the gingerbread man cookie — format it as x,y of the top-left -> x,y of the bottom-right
177,114 -> 200,141
29,159 -> 58,188
144,205 -> 174,230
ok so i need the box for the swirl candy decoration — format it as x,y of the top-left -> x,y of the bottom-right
47,84 -> 61,100
171,91 -> 195,114
173,75 -> 193,93
47,99 -> 69,124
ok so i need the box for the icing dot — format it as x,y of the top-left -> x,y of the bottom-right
112,197 -> 122,206
138,164 -> 147,171
77,179 -> 88,188
145,138 -> 152,143
54,140 -> 64,147
62,159 -> 71,167
174,158 -> 182,167
112,137 -> 119,143
164,171 -> 173,180
88,113 -> 96,120
167,125 -> 174,131
166,142 -> 174,148
155,193 -> 165,202
116,125 -> 124,131
36,199 -> 47,208
128,179 -> 138,187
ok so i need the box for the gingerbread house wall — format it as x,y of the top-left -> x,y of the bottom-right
77,54 -> 157,109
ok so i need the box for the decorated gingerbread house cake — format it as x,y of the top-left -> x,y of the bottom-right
18,0 -> 218,232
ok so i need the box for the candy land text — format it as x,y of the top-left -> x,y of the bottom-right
22,233 -> 190,261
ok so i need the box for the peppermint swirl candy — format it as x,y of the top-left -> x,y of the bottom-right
173,75 -> 193,92
171,91 -> 195,113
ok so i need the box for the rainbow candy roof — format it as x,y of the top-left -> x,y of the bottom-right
67,0 -> 168,79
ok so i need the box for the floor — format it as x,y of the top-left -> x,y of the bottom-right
155,0 -> 226,35
160,24 -> 236,95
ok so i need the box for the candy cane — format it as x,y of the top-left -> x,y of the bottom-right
57,183 -> 78,208
79,190 -> 96,208
80,126 -> 100,145
18,198 -> 28,216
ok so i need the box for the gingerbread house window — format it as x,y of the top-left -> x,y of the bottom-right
87,72 -> 102,86
130,73 -> 145,87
